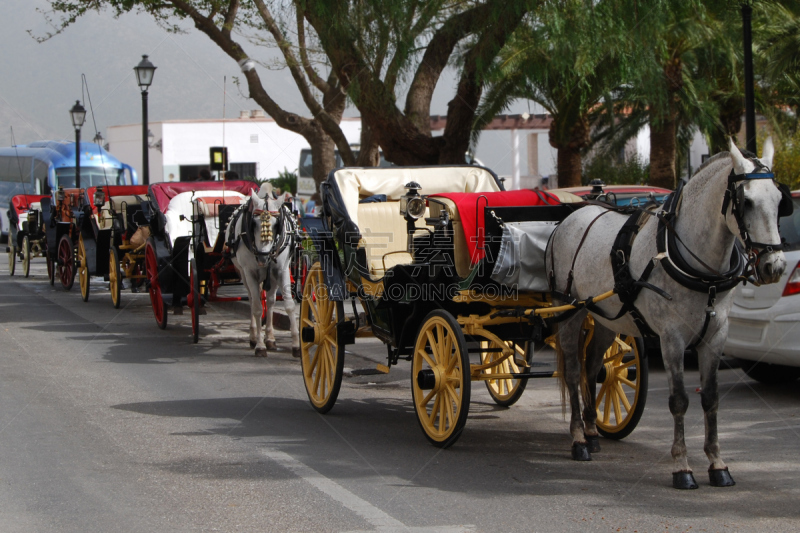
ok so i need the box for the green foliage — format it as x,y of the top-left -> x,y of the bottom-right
772,130 -> 800,191
582,153 -> 650,186
269,168 -> 298,196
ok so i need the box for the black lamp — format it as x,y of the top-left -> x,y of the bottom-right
70,100 -> 86,189
134,55 -> 157,185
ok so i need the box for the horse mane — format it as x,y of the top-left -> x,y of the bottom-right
683,151 -> 732,195
693,151 -> 730,177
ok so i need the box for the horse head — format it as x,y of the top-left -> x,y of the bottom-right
249,190 -> 276,268
727,138 -> 787,284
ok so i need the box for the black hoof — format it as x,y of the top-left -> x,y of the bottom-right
266,340 -> 277,350
254,348 -> 268,357
585,434 -> 601,453
673,471 -> 699,490
571,442 -> 592,461
292,347 -> 302,358
249,340 -> 257,349
708,467 -> 736,487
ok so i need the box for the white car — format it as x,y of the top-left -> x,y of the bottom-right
724,193 -> 800,383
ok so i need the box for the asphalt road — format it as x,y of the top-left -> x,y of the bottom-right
1,259 -> 799,533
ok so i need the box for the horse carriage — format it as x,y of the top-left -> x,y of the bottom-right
142,180 -> 265,341
42,186 -> 87,290
6,194 -> 50,278
73,185 -> 151,305
300,166 -> 650,448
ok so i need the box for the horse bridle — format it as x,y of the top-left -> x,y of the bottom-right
247,202 -> 295,263
720,158 -> 794,274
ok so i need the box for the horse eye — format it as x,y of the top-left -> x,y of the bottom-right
744,198 -> 754,210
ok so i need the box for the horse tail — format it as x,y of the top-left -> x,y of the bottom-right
554,324 -> 568,419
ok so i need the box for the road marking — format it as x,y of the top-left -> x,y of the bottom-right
261,448 -> 474,533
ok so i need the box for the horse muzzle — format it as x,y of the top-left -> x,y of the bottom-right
756,250 -> 786,285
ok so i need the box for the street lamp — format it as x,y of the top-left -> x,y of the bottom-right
741,3 -> 756,153
134,54 -> 156,185
70,100 -> 86,189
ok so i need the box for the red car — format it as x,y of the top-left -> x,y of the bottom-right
558,180 -> 672,207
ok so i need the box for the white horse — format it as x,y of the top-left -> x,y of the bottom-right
547,139 -> 788,489
226,185 -> 300,357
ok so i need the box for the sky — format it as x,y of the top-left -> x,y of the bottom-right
0,0 -> 537,175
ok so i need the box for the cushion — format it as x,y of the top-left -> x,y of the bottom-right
356,201 -> 428,277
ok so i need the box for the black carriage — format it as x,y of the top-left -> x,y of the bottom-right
142,180 -> 261,341
300,166 -> 650,447
73,185 -> 151,306
7,194 -> 50,278
42,187 -> 89,290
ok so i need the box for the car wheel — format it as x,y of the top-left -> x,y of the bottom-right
741,360 -> 800,385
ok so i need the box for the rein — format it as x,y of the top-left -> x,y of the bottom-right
232,199 -> 296,264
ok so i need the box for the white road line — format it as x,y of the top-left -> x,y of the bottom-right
261,448 -> 475,533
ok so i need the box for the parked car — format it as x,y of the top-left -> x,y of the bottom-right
723,191 -> 800,384
560,180 -> 672,206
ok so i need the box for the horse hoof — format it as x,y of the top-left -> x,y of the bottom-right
571,442 -> 592,461
254,348 -> 268,357
292,347 -> 302,358
708,467 -> 735,487
673,471 -> 699,490
585,435 -> 601,453
266,340 -> 277,350
250,340 -> 257,349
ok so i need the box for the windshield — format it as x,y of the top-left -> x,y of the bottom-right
56,167 -> 129,188
779,198 -> 800,251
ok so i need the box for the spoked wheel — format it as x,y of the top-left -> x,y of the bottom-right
480,340 -> 531,407
22,236 -> 31,278
109,247 -> 121,309
300,262 -> 345,414
8,242 -> 15,275
411,310 -> 471,448
189,258 -> 200,343
57,235 -> 75,290
589,328 -> 648,440
145,239 -> 168,329
78,235 -> 90,302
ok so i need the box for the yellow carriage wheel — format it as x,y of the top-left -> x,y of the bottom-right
592,332 -> 648,440
78,235 -> 90,302
300,263 -> 345,414
109,247 -> 121,309
480,340 -> 531,407
411,310 -> 471,448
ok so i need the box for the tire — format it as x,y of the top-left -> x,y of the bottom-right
145,239 -> 168,330
300,262 -> 345,414
189,258 -> 200,343
411,310 -> 471,448
741,361 -> 800,384
592,333 -> 648,440
109,247 -> 122,309
22,236 -> 31,278
480,340 -> 532,407
8,242 -> 15,276
57,235 -> 75,291
78,235 -> 90,302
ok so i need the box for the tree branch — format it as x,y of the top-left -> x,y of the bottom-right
295,6 -> 331,93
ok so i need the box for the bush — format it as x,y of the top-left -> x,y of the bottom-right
582,153 -> 650,186
771,130 -> 800,191
269,168 -> 298,195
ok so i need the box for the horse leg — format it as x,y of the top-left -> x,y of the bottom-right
582,322 -> 617,453
278,262 -> 301,358
264,270 -> 277,351
557,310 -> 593,461
698,327 -> 735,487
245,269 -> 267,357
661,334 -> 696,489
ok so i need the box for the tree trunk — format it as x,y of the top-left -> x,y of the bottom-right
556,146 -> 583,188
649,112 -> 677,189
309,126 -> 336,191
356,122 -> 380,167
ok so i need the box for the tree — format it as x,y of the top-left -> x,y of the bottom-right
475,0 -> 630,187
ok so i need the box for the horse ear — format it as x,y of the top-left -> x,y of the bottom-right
250,191 -> 260,210
761,136 -> 775,169
729,137 -> 749,175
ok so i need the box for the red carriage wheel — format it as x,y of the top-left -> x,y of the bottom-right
57,235 -> 75,290
261,289 -> 267,326
145,239 -> 168,329
189,258 -> 200,343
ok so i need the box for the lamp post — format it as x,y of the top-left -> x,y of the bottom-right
69,100 -> 86,189
134,54 -> 156,185
741,3 -> 756,153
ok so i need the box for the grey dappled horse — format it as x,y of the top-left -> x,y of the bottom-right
547,139 -> 787,489
226,185 -> 300,357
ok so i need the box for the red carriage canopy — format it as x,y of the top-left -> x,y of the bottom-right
11,194 -> 50,214
430,189 -> 561,263
149,180 -> 259,213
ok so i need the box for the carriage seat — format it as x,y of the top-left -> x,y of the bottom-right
164,191 -> 247,248
356,201 -> 429,277
95,195 -> 146,230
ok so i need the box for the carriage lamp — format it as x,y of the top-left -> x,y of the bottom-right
94,187 -> 106,208
589,179 -> 605,196
56,186 -> 66,203
27,210 -> 38,227
400,181 -> 426,220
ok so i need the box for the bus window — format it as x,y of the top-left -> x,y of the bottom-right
56,167 -> 130,188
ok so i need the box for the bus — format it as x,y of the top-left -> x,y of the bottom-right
0,140 -> 136,241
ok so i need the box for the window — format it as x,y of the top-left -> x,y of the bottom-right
230,162 -> 257,179
55,167 -> 129,188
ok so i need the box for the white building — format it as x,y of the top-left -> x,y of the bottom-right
107,112 -> 363,184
